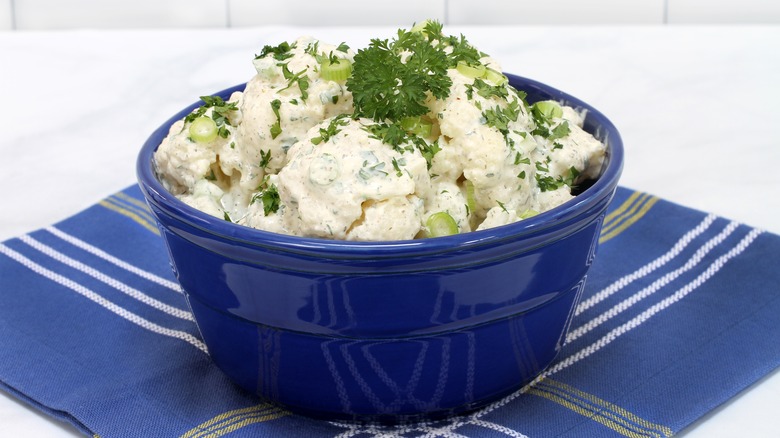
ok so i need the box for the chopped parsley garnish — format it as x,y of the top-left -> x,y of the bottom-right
514,152 -> 530,165
534,164 -> 581,192
530,101 -> 570,140
324,50 -> 341,65
259,149 -> 272,169
482,99 -> 521,146
415,137 -> 441,169
251,182 -> 281,216
358,161 -> 388,180
550,121 -> 571,140
185,96 -> 238,139
391,157 -> 404,177
304,41 -> 319,57
466,78 -> 509,100
535,173 -> 565,192
362,121 -> 440,169
269,99 -> 282,139
443,34 -> 485,67
279,63 -> 310,100
256,41 -> 295,62
566,166 -> 581,186
363,122 -> 410,148
311,115 -> 349,145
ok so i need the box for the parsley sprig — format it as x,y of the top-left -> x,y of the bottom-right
347,27 -> 452,121
346,21 -> 483,169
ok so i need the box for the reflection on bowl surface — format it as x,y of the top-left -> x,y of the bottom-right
137,74 -> 623,422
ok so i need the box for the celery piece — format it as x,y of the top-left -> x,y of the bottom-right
320,58 -> 352,81
426,212 -> 459,237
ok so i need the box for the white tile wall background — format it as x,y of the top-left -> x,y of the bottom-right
668,0 -> 780,24
0,0 -> 12,30
13,0 -> 228,29
229,0 -> 446,27
0,0 -> 777,30
447,0 -> 665,25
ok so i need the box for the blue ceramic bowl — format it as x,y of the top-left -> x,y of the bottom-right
137,74 -> 623,422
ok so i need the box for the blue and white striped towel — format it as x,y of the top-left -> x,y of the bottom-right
1,185 -> 779,437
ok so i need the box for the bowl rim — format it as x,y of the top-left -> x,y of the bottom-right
137,73 -> 624,255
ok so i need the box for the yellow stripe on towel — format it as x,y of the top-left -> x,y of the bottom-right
110,194 -> 158,227
115,191 -> 153,212
601,192 -> 648,235
180,403 -> 289,438
98,200 -> 160,236
599,192 -> 658,244
602,191 -> 643,229
528,378 -> 673,437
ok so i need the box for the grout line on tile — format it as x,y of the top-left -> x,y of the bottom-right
9,0 -> 16,30
663,0 -> 669,24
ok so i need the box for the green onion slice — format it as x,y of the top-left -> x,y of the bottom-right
518,209 -> 539,219
400,116 -> 433,137
252,57 -> 278,80
464,180 -> 477,213
483,68 -> 508,86
320,58 -> 352,81
426,212 -> 459,237
456,61 -> 486,79
533,100 -> 563,119
410,19 -> 432,33
189,116 -> 218,143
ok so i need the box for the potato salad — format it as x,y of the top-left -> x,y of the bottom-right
154,22 -> 606,241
